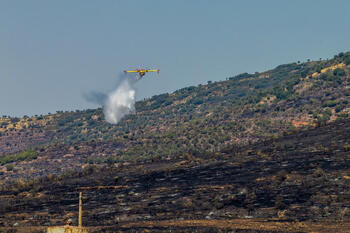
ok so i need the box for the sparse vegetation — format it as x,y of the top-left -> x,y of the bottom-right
0,149 -> 37,166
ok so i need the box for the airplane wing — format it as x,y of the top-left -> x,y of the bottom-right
146,69 -> 160,73
124,70 -> 139,73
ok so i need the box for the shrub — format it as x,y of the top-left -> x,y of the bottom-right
326,100 -> 338,107
335,105 -> 345,113
0,149 -> 38,165
5,164 -> 14,171
333,68 -> 345,76
344,55 -> 350,65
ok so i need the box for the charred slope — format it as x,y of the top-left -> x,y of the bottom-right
1,119 -> 350,230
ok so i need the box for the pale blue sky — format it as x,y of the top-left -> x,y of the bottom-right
1,0 -> 350,116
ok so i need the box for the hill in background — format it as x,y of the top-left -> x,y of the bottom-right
1,51 -> 350,180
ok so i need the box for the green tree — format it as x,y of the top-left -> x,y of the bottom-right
344,55 -> 350,65
333,68 -> 345,76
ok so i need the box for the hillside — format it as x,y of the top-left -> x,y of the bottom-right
1,52 -> 350,180
1,119 -> 350,232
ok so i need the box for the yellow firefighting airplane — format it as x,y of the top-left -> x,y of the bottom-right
124,66 -> 160,80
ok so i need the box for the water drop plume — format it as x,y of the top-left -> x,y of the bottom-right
103,74 -> 137,124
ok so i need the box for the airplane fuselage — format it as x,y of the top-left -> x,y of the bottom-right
124,66 -> 159,79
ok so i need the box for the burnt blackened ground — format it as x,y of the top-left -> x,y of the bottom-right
1,120 -> 350,232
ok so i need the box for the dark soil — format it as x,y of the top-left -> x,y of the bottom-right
1,119 -> 350,232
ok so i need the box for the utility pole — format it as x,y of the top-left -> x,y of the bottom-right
79,192 -> 82,230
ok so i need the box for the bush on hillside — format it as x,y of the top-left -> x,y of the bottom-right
0,149 -> 38,165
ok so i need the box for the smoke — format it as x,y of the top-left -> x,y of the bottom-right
83,91 -> 107,105
84,73 -> 138,124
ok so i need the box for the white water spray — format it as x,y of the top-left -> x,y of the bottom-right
103,78 -> 136,124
